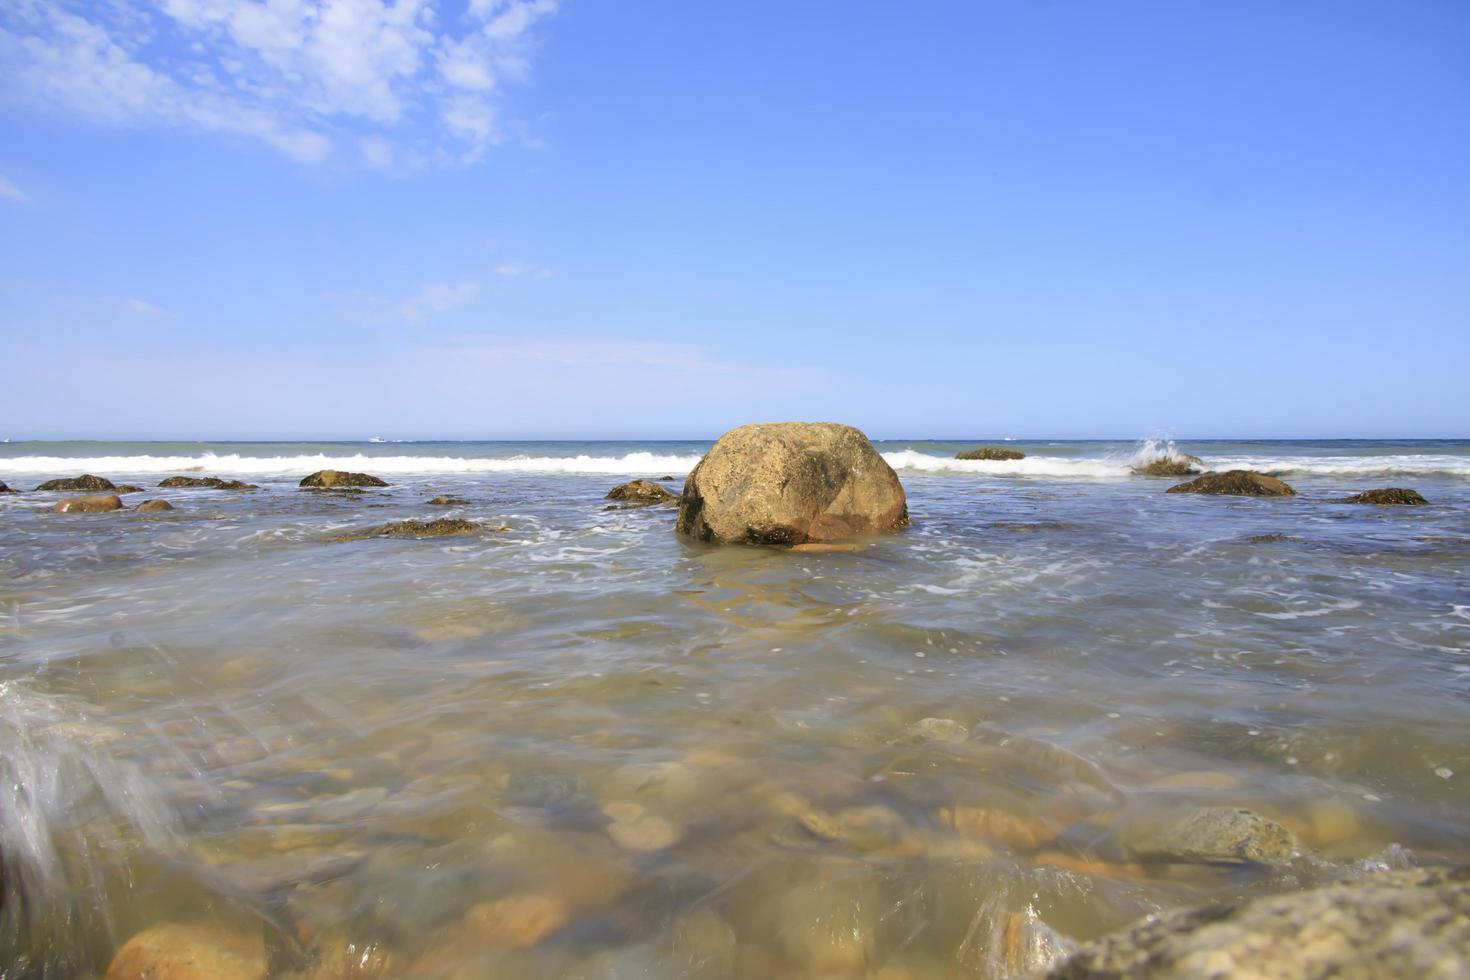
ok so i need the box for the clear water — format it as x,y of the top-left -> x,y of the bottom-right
1,439 -> 1467,978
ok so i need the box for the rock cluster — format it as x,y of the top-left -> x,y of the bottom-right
36,474 -> 115,492
299,470 -> 388,488
1166,470 -> 1296,496
957,446 -> 1026,461
676,422 -> 908,546
1342,487 -> 1428,505
158,476 -> 258,490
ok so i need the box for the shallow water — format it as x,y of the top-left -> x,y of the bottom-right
1,439 -> 1468,978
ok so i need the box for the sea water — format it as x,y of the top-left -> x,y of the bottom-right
1,438 -> 1467,977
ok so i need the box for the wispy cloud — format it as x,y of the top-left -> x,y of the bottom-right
0,175 -> 29,202
124,298 -> 166,316
0,0 -> 557,170
495,260 -> 551,279
399,280 -> 480,323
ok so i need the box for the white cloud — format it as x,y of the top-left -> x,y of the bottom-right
495,260 -> 551,279
399,279 -> 480,323
125,298 -> 166,315
0,175 -> 29,202
0,0 -> 557,169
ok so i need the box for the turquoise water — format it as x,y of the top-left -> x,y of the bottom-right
1,438 -> 1467,977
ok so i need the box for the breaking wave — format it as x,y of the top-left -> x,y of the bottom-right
0,451 -> 705,478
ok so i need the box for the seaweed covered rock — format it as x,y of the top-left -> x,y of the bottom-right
158,476 -> 259,490
956,446 -> 1026,461
136,499 -> 175,513
606,479 -> 679,507
36,474 -> 115,492
326,518 -> 496,543
1049,866 -> 1470,980
1341,488 -> 1428,506
52,494 -> 124,513
299,470 -> 388,489
114,484 -> 145,494
1166,470 -> 1295,497
1133,453 -> 1206,477
676,422 -> 908,546
427,495 -> 469,506
1124,805 -> 1297,866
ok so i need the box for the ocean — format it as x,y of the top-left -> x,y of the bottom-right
1,437 -> 1467,977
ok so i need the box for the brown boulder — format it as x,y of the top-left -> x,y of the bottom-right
1166,470 -> 1296,497
114,484 -> 145,494
299,470 -> 388,488
1341,488 -> 1428,506
326,518 -> 496,542
1133,453 -> 1206,477
1049,866 -> 1470,980
52,494 -> 123,513
36,474 -> 115,492
107,921 -> 266,980
676,422 -> 908,546
136,499 -> 175,512
606,479 -> 679,507
158,476 -> 259,490
956,446 -> 1025,461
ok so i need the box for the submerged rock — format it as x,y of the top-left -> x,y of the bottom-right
0,481 -> 17,494
158,476 -> 259,490
427,495 -> 469,506
52,494 -> 123,514
1049,866 -> 1470,979
1133,457 -> 1204,477
956,446 -> 1026,461
114,484 -> 145,494
1342,487 -> 1428,505
605,479 -> 679,507
1166,470 -> 1296,497
676,422 -> 908,546
36,474 -> 115,492
106,922 -> 267,980
299,469 -> 388,489
135,499 -> 175,512
325,518 -> 491,543
1125,805 -> 1296,866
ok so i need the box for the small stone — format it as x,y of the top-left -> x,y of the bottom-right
136,499 -> 175,512
106,922 -> 266,980
608,815 -> 680,851
461,894 -> 569,949
1128,806 -> 1297,865
52,494 -> 123,513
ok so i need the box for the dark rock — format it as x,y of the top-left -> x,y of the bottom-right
1244,533 -> 1296,544
1166,470 -> 1296,497
606,479 -> 679,507
325,518 -> 494,543
427,495 -> 469,506
51,494 -> 123,513
1341,488 -> 1428,506
1124,805 -> 1296,866
1049,866 -> 1470,980
1133,456 -> 1204,477
158,476 -> 259,490
113,484 -> 145,494
136,499 -> 175,512
677,422 -> 908,546
956,447 -> 1026,461
35,474 -> 115,492
302,486 -> 364,494
299,470 -> 388,489
658,476 -> 677,482
0,481 -> 17,494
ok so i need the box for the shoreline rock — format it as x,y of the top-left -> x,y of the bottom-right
0,481 -> 17,494
605,479 -> 679,508
299,470 -> 388,489
325,518 -> 495,542
1124,805 -> 1297,866
136,499 -> 175,512
428,495 -> 469,506
1341,488 -> 1428,505
52,494 -> 123,513
956,446 -> 1026,461
1166,470 -> 1296,497
158,476 -> 259,490
36,474 -> 115,492
1049,866 -> 1470,979
676,422 -> 908,546
1133,454 -> 1205,477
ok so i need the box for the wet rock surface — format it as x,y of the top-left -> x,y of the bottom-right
1124,805 -> 1297,866
158,476 -> 259,490
677,422 -> 908,546
325,518 -> 493,543
135,499 -> 175,512
956,446 -> 1026,461
52,494 -> 124,514
299,470 -> 388,489
113,484 -> 145,494
35,474 -> 115,492
0,481 -> 17,493
1167,470 -> 1297,496
1342,487 -> 1428,505
106,922 -> 267,980
427,495 -> 469,506
1050,866 -> 1470,980
1133,456 -> 1203,477
605,479 -> 679,507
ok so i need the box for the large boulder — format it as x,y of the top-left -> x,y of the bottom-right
1049,866 -> 1470,979
676,423 -> 908,546
1342,488 -> 1428,506
36,474 -> 115,492
299,469 -> 388,489
956,446 -> 1025,461
52,494 -> 123,513
1166,470 -> 1296,497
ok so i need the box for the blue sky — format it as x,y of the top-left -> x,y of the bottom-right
1,0 -> 1467,440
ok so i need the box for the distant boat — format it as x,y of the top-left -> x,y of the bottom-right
369,436 -> 386,443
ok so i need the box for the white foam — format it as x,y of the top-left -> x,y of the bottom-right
0,451 -> 703,478
880,450 -> 1131,478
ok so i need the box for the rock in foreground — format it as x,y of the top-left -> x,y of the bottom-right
52,494 -> 123,513
159,476 -> 259,490
0,481 -> 17,494
956,446 -> 1026,461
1050,866 -> 1470,979
676,423 -> 908,546
1167,470 -> 1296,497
1342,488 -> 1428,506
107,921 -> 266,980
36,474 -> 115,492
1125,805 -> 1296,866
606,479 -> 679,507
299,469 -> 388,489
326,518 -> 494,542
